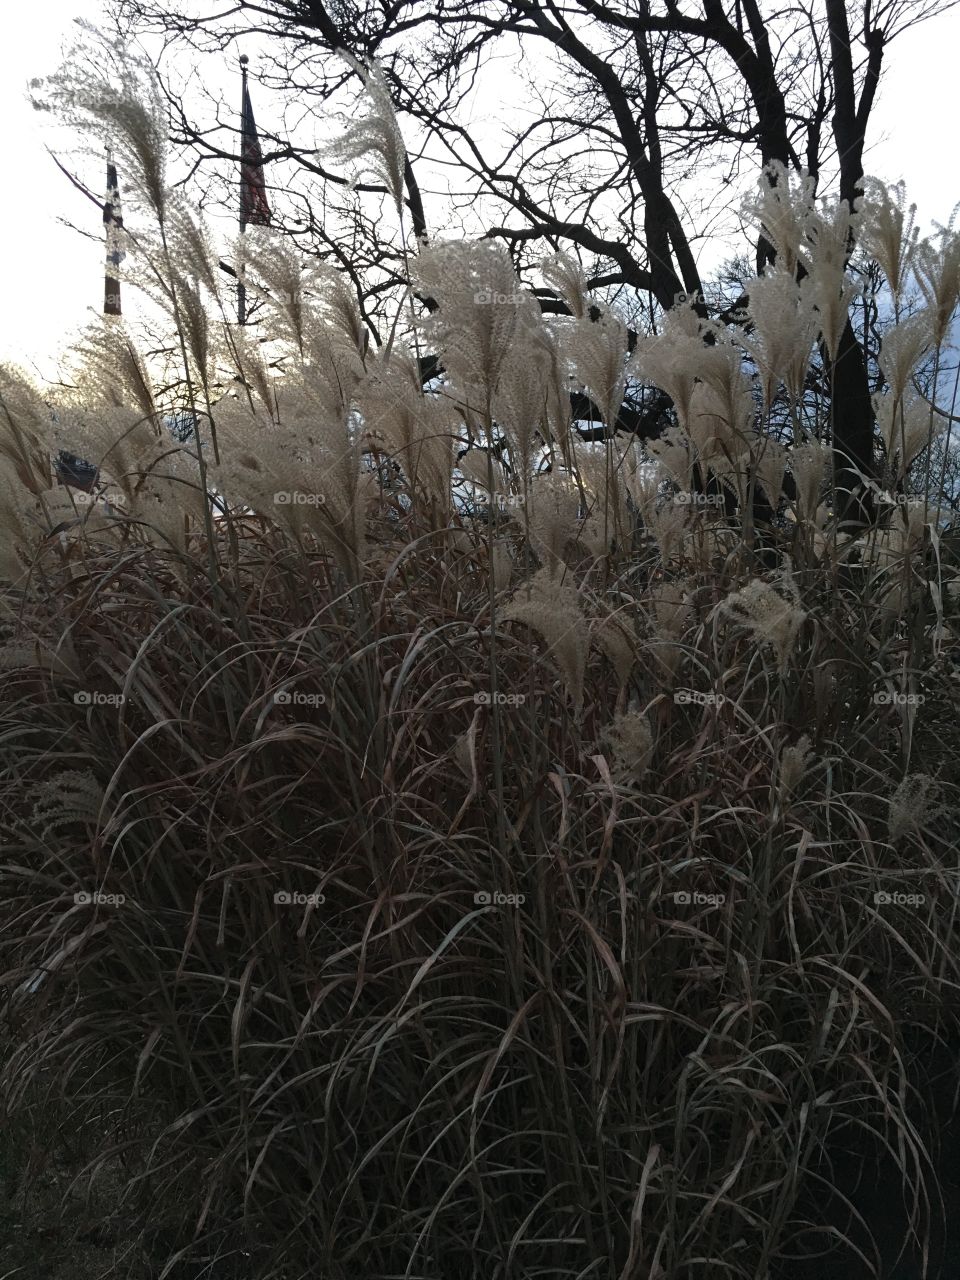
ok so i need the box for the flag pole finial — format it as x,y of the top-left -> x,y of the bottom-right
239,54 -> 249,67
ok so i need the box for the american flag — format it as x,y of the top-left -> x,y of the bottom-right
103,151 -> 124,316
240,74 -> 271,230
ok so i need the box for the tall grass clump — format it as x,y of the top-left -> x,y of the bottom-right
2,48 -> 960,1280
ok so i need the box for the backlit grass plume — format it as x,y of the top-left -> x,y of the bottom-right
358,348 -> 456,521
31,28 -> 169,224
719,563 -> 807,672
329,50 -> 407,215
500,565 -> 590,712
860,177 -> 919,305
411,239 -> 544,407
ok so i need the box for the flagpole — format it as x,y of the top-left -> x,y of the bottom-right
237,54 -> 249,326
104,145 -> 122,318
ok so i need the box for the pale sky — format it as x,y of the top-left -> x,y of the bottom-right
1,0 -> 958,383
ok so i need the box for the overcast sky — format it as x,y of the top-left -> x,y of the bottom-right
2,1 -> 959,383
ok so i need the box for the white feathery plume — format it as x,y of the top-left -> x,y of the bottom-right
706,444 -> 752,512
649,577 -> 694,638
170,269 -> 214,393
358,348 -> 456,518
693,336 -> 755,436
801,197 -> 862,361
719,564 -> 806,672
860,178 -> 919,305
616,434 -> 659,524
893,496 -> 932,552
645,424 -> 692,492
0,457 -> 42,583
562,309 -> 630,431
457,448 -> 508,500
32,31 -> 169,224
630,301 -> 712,432
50,389 -> 206,558
914,217 -> 960,347
525,470 -> 582,575
314,263 -> 368,361
889,773 -> 944,842
877,311 -> 934,406
739,269 -> 820,411
238,229 -> 323,359
212,389 -> 365,578
492,340 -> 552,486
328,50 -> 407,215
591,615 -> 639,688
751,435 -> 787,510
226,326 -> 279,420
600,710 -> 654,780
529,321 -> 574,466
541,251 -> 591,319
874,390 -> 941,478
0,365 -> 55,493
489,541 -> 513,593
411,240 -> 543,406
50,404 -> 158,503
741,160 -> 817,275
787,439 -> 831,524
570,440 -> 630,552
69,323 -> 159,427
501,566 -> 590,712
646,498 -> 693,566
229,235 -> 365,414
305,324 -> 366,420
685,382 -> 737,469
779,734 -> 814,799
168,195 -> 223,305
